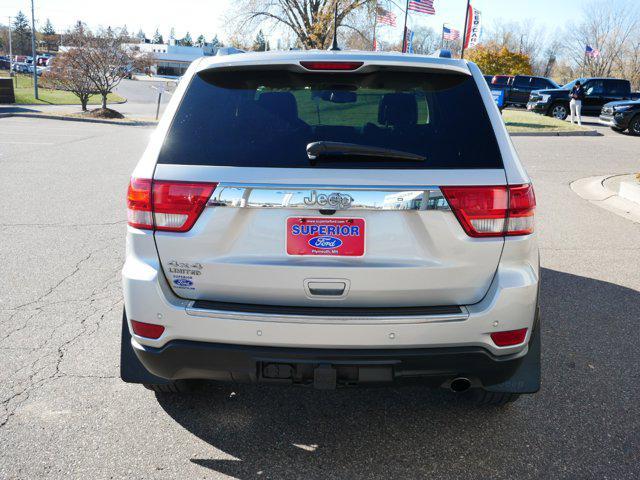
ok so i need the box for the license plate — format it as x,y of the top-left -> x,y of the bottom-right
286,217 -> 365,256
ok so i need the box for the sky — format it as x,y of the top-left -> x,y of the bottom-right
0,0 -> 583,44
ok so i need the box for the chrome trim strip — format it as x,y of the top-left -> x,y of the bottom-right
185,303 -> 469,325
207,183 -> 450,211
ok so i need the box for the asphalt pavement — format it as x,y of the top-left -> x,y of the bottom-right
0,117 -> 639,479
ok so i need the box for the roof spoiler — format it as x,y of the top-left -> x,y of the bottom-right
216,47 -> 245,56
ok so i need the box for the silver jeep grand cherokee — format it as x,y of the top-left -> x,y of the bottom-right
121,50 -> 540,405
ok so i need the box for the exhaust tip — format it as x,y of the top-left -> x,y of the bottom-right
450,377 -> 471,393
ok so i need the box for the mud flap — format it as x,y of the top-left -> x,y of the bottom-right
120,309 -> 171,385
485,310 -> 541,394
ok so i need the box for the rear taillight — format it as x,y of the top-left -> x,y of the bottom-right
127,178 -> 217,232
131,320 -> 165,339
127,178 -> 153,229
491,328 -> 528,347
441,184 -> 535,237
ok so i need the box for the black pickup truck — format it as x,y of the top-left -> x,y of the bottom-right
488,75 -> 559,108
527,78 -> 640,120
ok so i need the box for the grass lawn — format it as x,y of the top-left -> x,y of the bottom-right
503,109 -> 587,133
1,72 -> 125,105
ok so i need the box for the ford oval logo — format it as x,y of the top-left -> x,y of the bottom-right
309,236 -> 343,249
173,278 -> 193,287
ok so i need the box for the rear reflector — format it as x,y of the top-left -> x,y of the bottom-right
131,320 -> 165,339
441,184 -> 535,237
300,61 -> 364,71
127,178 -> 217,232
490,328 -> 528,347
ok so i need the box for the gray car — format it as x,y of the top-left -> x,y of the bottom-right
120,50 -> 540,406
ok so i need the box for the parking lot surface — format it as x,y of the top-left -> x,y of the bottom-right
0,117 -> 639,479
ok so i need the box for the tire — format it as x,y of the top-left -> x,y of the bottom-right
471,389 -> 521,406
549,103 -> 568,121
628,115 -> 640,136
611,126 -> 625,133
143,380 -> 193,393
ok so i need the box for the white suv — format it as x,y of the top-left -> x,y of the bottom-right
120,50 -> 540,405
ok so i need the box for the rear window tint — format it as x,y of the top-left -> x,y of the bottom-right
158,69 -> 503,169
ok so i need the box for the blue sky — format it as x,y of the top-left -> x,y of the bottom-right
0,0 -> 582,43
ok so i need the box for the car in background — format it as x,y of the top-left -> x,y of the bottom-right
528,78 -> 640,120
12,62 -> 30,73
599,99 -> 640,135
491,75 -> 513,87
491,75 -> 559,108
483,75 -> 493,84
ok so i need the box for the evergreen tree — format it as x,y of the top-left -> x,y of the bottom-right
120,25 -> 129,40
210,34 -> 222,49
169,27 -> 176,41
181,32 -> 193,46
196,34 -> 205,47
12,11 -> 31,55
253,30 -> 267,51
42,18 -> 55,35
152,28 -> 164,44
136,28 -> 146,42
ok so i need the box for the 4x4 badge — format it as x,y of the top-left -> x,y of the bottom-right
303,191 -> 353,209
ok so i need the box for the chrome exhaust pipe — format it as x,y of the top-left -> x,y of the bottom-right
450,377 -> 471,393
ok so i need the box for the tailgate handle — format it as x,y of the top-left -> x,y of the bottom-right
306,281 -> 347,297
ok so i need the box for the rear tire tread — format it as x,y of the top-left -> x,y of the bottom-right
143,381 -> 191,393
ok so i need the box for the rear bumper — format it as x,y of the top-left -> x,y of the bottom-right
122,229 -> 539,356
130,327 -> 538,390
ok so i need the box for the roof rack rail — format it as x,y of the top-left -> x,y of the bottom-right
216,47 -> 245,56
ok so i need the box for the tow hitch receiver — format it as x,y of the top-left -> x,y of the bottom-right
313,364 -> 337,390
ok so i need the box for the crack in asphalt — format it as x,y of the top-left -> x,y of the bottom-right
0,241 -> 124,429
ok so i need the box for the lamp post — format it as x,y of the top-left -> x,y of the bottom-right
30,0 -> 39,99
8,17 -> 13,77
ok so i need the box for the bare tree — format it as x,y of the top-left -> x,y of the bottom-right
63,28 -> 153,112
42,50 -> 98,111
484,19 -> 550,75
228,0 -> 373,50
565,0 -> 639,77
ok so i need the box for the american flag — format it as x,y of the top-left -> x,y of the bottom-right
377,6 -> 397,27
408,0 -> 435,15
585,45 -> 600,58
443,26 -> 460,41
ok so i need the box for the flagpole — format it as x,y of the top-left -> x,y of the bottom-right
441,23 -> 445,49
401,0 -> 410,53
460,0 -> 471,59
372,4 -> 378,51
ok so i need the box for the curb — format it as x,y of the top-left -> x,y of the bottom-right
509,129 -> 601,137
570,174 -> 640,224
0,112 -> 157,127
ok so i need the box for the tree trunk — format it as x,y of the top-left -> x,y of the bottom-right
101,93 -> 108,110
81,96 -> 88,112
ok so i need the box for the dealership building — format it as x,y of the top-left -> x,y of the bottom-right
126,40 -> 218,77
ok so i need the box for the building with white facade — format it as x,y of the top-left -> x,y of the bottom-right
126,40 -> 218,77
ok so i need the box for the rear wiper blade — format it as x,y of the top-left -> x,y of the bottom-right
306,141 -> 426,162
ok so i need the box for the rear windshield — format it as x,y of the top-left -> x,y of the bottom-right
158,69 -> 502,169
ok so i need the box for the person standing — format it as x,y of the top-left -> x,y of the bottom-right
570,81 -> 585,126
